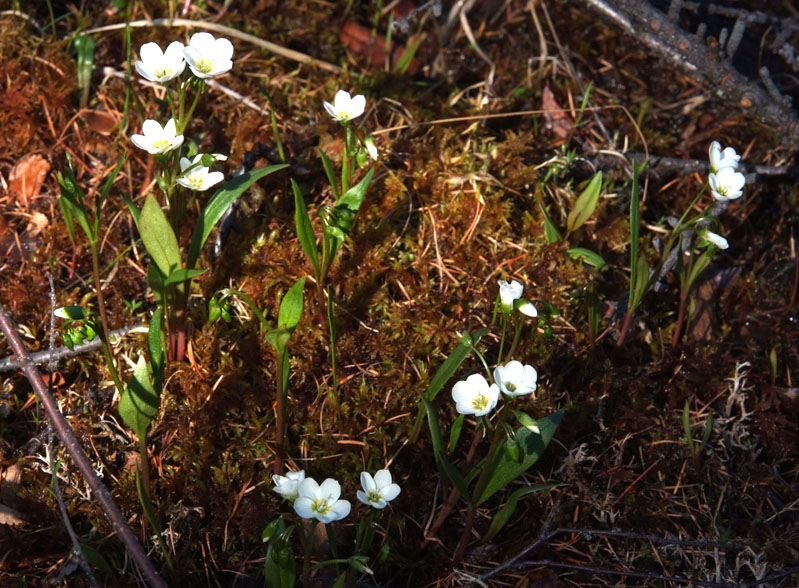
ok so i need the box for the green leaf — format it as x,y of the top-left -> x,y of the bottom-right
393,35 -> 423,74
409,328 -> 489,442
56,305 -> 89,321
146,264 -> 165,308
74,34 -> 95,107
537,186 -> 562,244
95,152 -> 126,234
483,483 -> 564,542
566,172 -> 602,233
164,268 -> 208,286
449,413 -> 465,455
317,148 -> 340,200
135,466 -> 162,543
265,327 -> 291,356
265,523 -> 296,588
685,248 -> 714,292
187,164 -> 288,268
631,253 -> 649,309
122,194 -> 141,226
139,195 -> 181,278
477,410 -> 563,504
119,355 -> 159,442
292,180 -> 320,278
423,397 -> 469,498
628,164 -> 643,308
277,277 -> 306,330
567,247 -> 607,271
148,308 -> 165,394
336,167 -> 375,219
57,171 -> 92,242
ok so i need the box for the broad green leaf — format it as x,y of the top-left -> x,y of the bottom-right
164,268 -> 208,286
119,355 -> 159,442
482,483 -> 564,542
449,413 -> 465,455
567,247 -> 607,271
277,277 -> 306,330
292,180 -> 320,278
265,327 -> 291,356
317,148 -> 340,200
477,410 -> 563,504
139,195 -> 181,278
187,164 -> 288,268
566,172 -> 602,233
409,328 -> 489,442
148,308 -> 165,394
56,305 -> 89,321
423,397 -> 469,498
147,264 -> 165,308
336,167 -> 375,217
74,34 -> 95,107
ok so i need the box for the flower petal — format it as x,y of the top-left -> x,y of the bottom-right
373,469 -> 392,489
360,472 -> 376,493
318,478 -> 341,502
381,483 -> 401,502
293,497 -> 314,519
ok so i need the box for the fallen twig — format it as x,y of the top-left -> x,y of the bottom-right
0,304 -> 167,588
0,322 -> 146,372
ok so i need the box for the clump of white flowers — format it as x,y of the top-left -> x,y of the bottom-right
707,141 -> 745,201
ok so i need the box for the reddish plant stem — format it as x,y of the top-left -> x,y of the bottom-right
616,305 -> 635,347
672,290 -> 688,349
0,305 -> 168,588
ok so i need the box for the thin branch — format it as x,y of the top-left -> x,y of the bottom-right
0,304 -> 168,588
0,322 -> 146,372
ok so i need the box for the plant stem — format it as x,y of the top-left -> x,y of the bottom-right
672,289 -> 689,349
326,286 -> 339,402
274,349 -> 286,475
90,240 -> 125,394
138,435 -> 151,497
301,520 -> 317,588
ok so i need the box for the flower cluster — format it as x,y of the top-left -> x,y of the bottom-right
452,360 -> 538,417
131,34 -> 233,191
708,141 -> 745,201
273,468 -> 400,522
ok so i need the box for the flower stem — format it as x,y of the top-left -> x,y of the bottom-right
89,240 -> 124,395
274,349 -> 286,475
300,519 -> 317,588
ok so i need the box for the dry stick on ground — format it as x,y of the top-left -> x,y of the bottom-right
582,0 -> 799,147
84,18 -> 342,74
0,305 -> 168,588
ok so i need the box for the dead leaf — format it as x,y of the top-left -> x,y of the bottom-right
81,108 -> 117,135
542,85 -> 572,141
340,21 -> 420,74
8,154 -> 50,207
0,504 -> 25,526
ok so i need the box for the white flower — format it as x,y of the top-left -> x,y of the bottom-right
364,136 -> 378,161
176,154 -> 225,191
135,41 -> 186,83
498,279 -> 524,313
183,32 -> 234,78
272,469 -> 305,501
708,141 -> 740,174
700,229 -> 729,250
515,300 -> 538,317
357,470 -> 401,509
709,167 -> 745,201
131,119 -> 184,154
493,360 -> 538,397
323,90 -> 366,122
452,374 -> 500,417
293,477 -> 351,523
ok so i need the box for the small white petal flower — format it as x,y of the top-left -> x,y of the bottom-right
176,154 -> 225,191
357,470 -> 401,509
323,90 -> 366,122
700,229 -> 729,250
493,360 -> 538,398
708,141 -> 741,174
515,299 -> 538,317
293,477 -> 351,523
272,469 -> 305,501
452,374 -> 500,417
135,41 -> 186,83
498,279 -> 524,313
131,119 -> 184,154
183,32 -> 234,78
709,167 -> 745,201
364,136 -> 378,161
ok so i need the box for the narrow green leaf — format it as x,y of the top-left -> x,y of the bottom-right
139,195 -> 181,278
685,248 -> 714,292
409,328 -> 489,442
164,268 -> 208,286
701,412 -> 714,448
135,466 -> 162,540
631,253 -> 650,309
277,277 -> 306,331
567,247 -> 607,271
423,397 -> 469,498
317,148 -> 340,200
122,194 -> 141,226
538,198 -> 562,244
74,34 -> 95,108
566,172 -> 602,233
292,180 -> 320,278
448,413 -> 465,455
483,483 -> 564,542
393,35 -> 423,74
628,165 -> 641,303
478,410 -> 563,504
57,172 -> 92,241
119,356 -> 159,442
95,152 -> 126,234
58,193 -> 77,245
146,264 -> 165,308
187,164 -> 288,268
